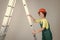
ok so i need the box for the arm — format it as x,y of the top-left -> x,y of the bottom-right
28,15 -> 41,23
36,27 -> 45,33
32,27 -> 45,34
36,20 -> 46,33
32,20 -> 46,34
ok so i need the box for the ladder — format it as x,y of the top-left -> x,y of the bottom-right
0,0 -> 16,40
0,0 -> 37,40
22,0 -> 37,40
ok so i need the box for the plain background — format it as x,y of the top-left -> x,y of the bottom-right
0,0 -> 60,40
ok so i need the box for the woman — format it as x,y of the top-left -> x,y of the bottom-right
28,8 -> 52,40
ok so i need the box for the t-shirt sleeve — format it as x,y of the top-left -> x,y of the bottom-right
34,19 -> 41,23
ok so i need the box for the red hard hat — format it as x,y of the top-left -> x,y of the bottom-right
38,8 -> 46,14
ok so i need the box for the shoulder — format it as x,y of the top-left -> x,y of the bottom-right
42,19 -> 48,23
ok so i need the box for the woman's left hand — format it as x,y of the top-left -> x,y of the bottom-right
32,30 -> 36,34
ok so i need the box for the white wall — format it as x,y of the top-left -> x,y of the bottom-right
0,0 -> 60,40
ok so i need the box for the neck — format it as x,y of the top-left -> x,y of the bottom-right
41,17 -> 46,19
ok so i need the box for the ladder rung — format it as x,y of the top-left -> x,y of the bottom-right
8,5 -> 14,8
5,15 -> 12,17
2,25 -> 9,27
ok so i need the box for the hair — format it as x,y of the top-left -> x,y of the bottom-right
38,12 -> 47,17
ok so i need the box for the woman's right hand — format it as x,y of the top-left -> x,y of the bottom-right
27,14 -> 35,21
